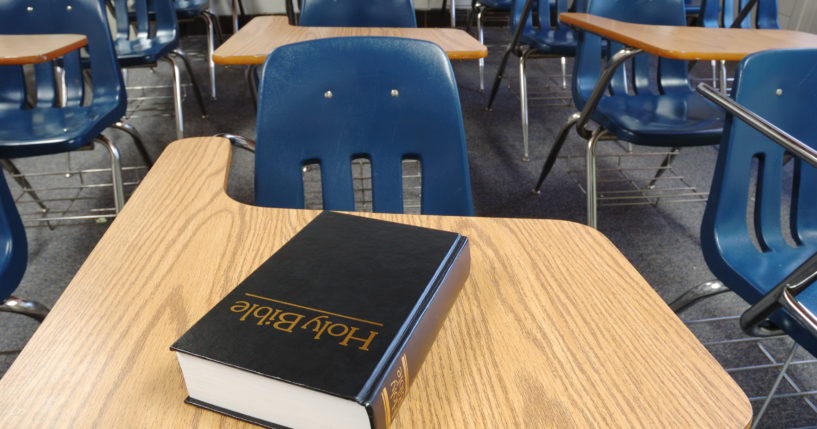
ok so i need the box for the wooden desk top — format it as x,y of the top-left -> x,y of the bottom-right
560,12 -> 817,61
213,16 -> 487,64
0,138 -> 751,428
0,34 -> 87,65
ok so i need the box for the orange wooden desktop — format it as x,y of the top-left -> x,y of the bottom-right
0,34 -> 87,65
0,138 -> 751,428
213,16 -> 487,65
559,13 -> 817,62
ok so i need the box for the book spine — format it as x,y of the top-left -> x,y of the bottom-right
367,237 -> 471,429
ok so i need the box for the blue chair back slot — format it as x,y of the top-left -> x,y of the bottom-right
254,37 -> 473,216
702,48 -> 817,355
299,0 -> 418,27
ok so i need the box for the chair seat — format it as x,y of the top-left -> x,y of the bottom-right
478,0 -> 512,11
593,91 -> 724,146
115,36 -> 178,66
0,102 -> 122,157
174,0 -> 209,18
524,26 -> 578,56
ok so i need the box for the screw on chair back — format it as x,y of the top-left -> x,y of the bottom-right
702,48 -> 817,355
572,0 -> 723,147
298,0 -> 418,27
254,37 -> 474,216
699,0 -> 778,29
0,0 -> 126,157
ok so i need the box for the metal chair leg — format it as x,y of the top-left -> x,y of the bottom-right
172,49 -> 207,119
560,56 -> 567,90
0,296 -> 49,322
246,64 -> 258,111
0,159 -> 49,214
669,280 -> 729,313
585,128 -> 608,228
477,5 -> 485,92
94,135 -> 124,213
111,121 -> 152,167
519,50 -> 531,161
162,56 -> 185,140
198,11 -> 217,101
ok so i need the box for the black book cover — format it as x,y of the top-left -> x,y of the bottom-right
171,211 -> 470,429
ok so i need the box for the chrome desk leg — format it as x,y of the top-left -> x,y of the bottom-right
232,0 -> 239,33
477,5 -> 485,92
0,296 -> 49,322
669,280 -> 729,313
200,11 -> 217,100
450,0 -> 456,27
95,135 -> 124,213
163,56 -> 184,140
560,56 -> 567,90
172,49 -> 207,119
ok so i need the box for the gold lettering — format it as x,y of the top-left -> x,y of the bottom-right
327,322 -> 350,337
253,306 -> 280,326
230,300 -> 251,313
301,315 -> 329,331
238,303 -> 259,321
273,312 -> 305,332
339,327 -> 379,351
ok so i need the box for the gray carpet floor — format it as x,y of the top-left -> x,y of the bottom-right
1,24 -> 816,428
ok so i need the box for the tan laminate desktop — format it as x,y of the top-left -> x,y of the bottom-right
213,16 -> 487,64
0,138 -> 751,428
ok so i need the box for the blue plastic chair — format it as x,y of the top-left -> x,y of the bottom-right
252,37 -> 474,216
0,0 -> 149,215
298,0 -> 418,27
684,0 -> 701,17
688,48 -> 817,425
533,0 -> 724,228
174,0 -> 222,100
0,166 -> 48,324
698,0 -> 778,90
111,0 -> 207,139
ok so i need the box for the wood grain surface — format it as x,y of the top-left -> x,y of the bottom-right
212,16 -> 487,64
0,138 -> 751,428
0,34 -> 87,65
560,12 -> 817,61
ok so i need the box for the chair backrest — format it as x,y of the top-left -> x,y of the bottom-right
699,0 -> 778,29
509,0 -> 586,44
111,0 -> 179,63
573,0 -> 689,110
254,37 -> 474,216
702,48 -> 817,355
0,171 -> 28,301
298,0 -> 417,27
0,0 -> 125,112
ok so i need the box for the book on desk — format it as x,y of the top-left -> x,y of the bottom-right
171,211 -> 470,429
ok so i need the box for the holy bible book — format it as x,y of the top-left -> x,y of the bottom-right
171,211 -> 470,429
